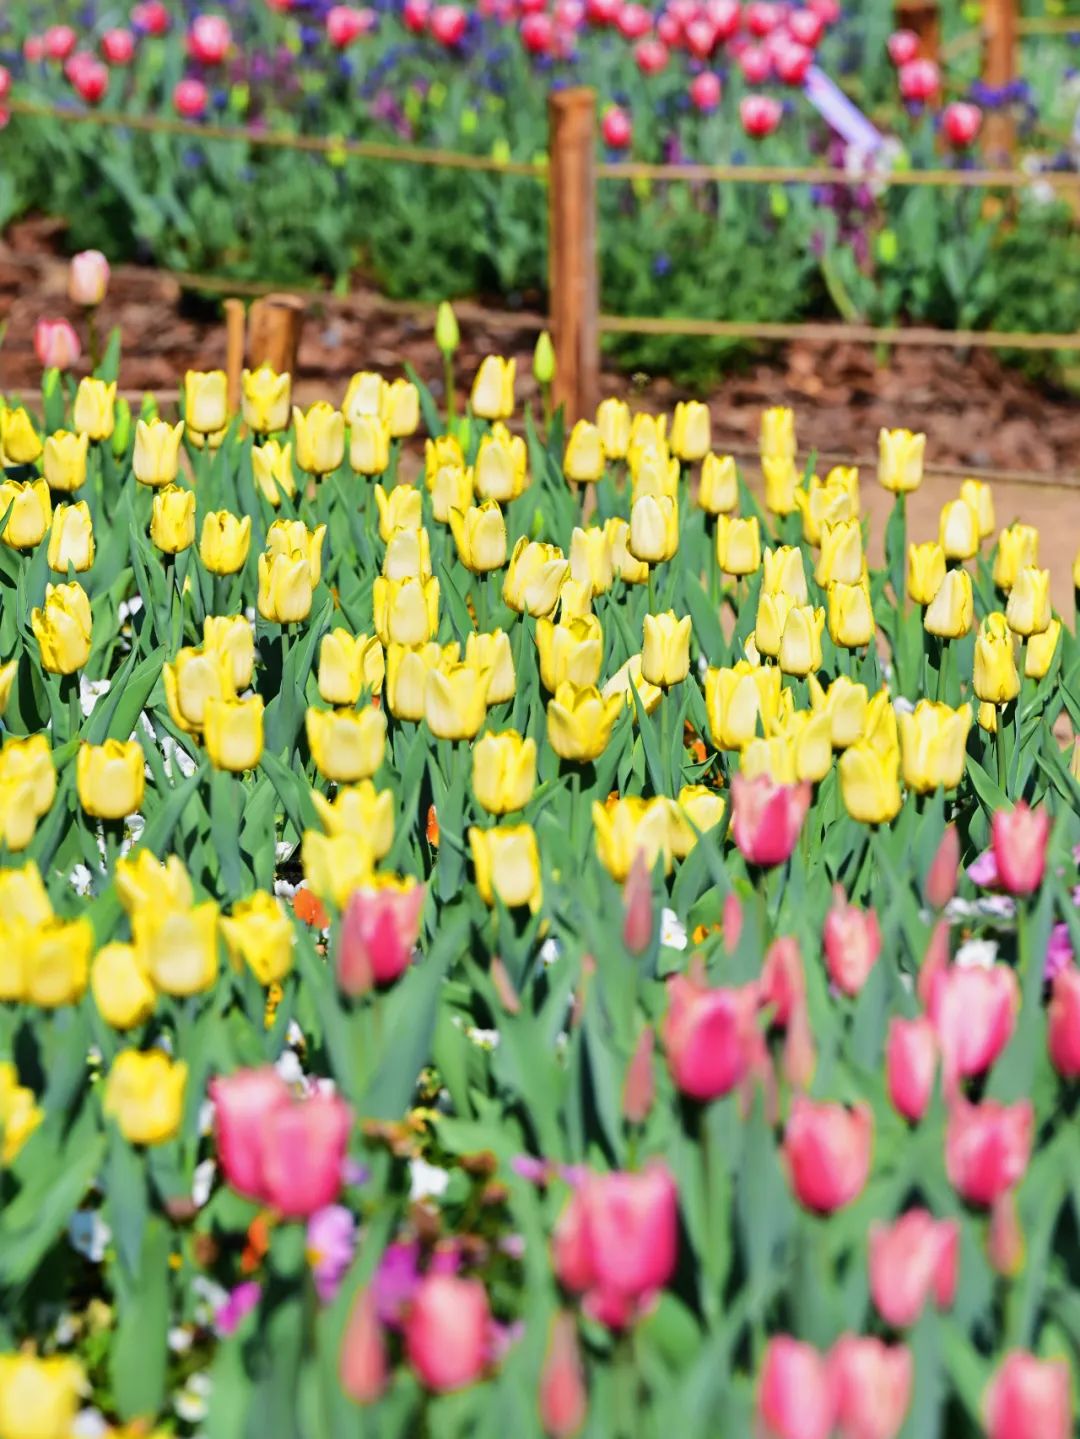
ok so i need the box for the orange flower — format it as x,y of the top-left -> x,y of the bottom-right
293,887 -> 329,930
426,804 -> 440,848
241,1213 -> 273,1273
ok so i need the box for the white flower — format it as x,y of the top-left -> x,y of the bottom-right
274,878 -> 299,899
192,1159 -> 216,1209
660,907 -> 687,951
79,676 -> 111,717
118,596 -> 144,623
275,1050 -> 306,1090
893,696 -> 915,716
539,936 -> 562,967
73,1410 -> 108,1439
168,1326 -> 195,1353
409,1158 -> 449,1202
68,1210 -> 111,1263
956,937 -> 998,970
68,864 -> 94,896
465,1026 -> 500,1050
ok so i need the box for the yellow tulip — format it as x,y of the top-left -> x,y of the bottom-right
992,523 -> 1039,592
778,604 -> 825,676
468,823 -> 542,910
0,406 -> 42,464
293,402 -> 345,475
898,700 -> 972,793
596,397 -> 631,458
472,731 -> 536,815
91,942 -> 156,1030
350,414 -> 391,475
815,519 -> 863,587
878,427 -> 925,493
704,661 -> 780,750
450,500 -> 507,572
76,739 -> 145,819
939,498 -> 980,561
379,375 -> 419,441
0,1062 -> 43,1163
760,405 -> 795,463
0,659 -> 15,719
25,917 -> 92,1007
1005,566 -> 1051,637
924,567 -> 973,638
0,1355 -> 84,1439
241,363 -> 291,433
258,550 -> 313,623
425,434 -> 465,484
0,477 -> 51,549
630,452 -> 679,502
604,516 -> 650,584
301,829 -> 376,909
743,708 -> 832,786
0,863 -> 51,936
132,417 -> 184,488
430,462 -> 473,524
715,513 -> 761,576
503,537 -> 568,616
150,484 -> 196,554
828,579 -> 875,649
72,377 -> 116,440
762,455 -> 799,516
252,438 -> 297,507
425,657 -> 492,740
373,574 -> 440,647
0,734 -> 55,819
536,615 -> 603,693
318,630 -> 384,706
382,523 -> 431,580
565,527 -> 612,598
839,742 -> 903,823
375,482 -> 423,541
558,576 -> 593,622
796,472 -> 858,546
628,411 -> 667,458
385,641 -> 456,721
470,355 -> 516,420
184,370 -> 228,434
629,493 -> 679,564
863,690 -> 899,758
163,646 -> 234,733
133,900 -> 219,996
807,673 -> 868,749
907,541 -> 946,606
564,420 -> 605,482
978,700 -> 998,734
42,429 -> 88,493
343,371 -> 386,424
200,510 -> 251,575
602,653 -> 663,718
973,612 -> 1020,704
115,850 -> 193,915
187,424 -> 227,452
306,704 -> 387,782
266,519 -> 326,585
311,780 -> 394,858
698,452 -> 738,515
46,500 -> 94,573
474,423 -> 528,502
31,581 -> 91,674
104,1049 -> 187,1146
1026,618 -> 1060,679
959,478 -> 995,539
464,629 -> 515,704
204,694 -> 264,771
221,891 -> 294,985
668,785 -> 725,858
763,544 -> 808,603
641,610 -> 692,687
203,614 -> 254,691
592,795 -> 673,881
671,400 -> 711,462
547,681 -> 623,762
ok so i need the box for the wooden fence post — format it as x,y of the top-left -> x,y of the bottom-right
894,0 -> 940,61
983,0 -> 1017,162
548,88 -> 599,424
224,299 -> 246,416
248,293 -> 306,375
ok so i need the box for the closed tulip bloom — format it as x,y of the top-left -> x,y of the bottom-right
754,592 -> 793,659
77,739 -> 144,819
732,772 -> 811,864
104,1049 -> 186,1145
200,510 -> 251,574
698,452 -> 738,514
349,414 -> 391,475
0,735 -> 55,819
73,377 -> 116,441
939,498 -> 980,560
42,429 -> 89,492
1005,565 -> 1051,636
945,1097 -> 1033,1205
824,889 -> 882,996
0,478 -> 51,549
25,917 -> 93,1007
0,660 -> 15,720
784,1097 -> 872,1213
163,646 -> 233,733
475,423 -> 528,501
0,1355 -> 84,1439
133,900 -> 219,996
761,455 -> 798,516
973,612 -> 1019,704
808,674 -> 868,749
469,823 -> 542,910
662,973 -> 759,1100
564,420 -> 605,482
504,537 -> 569,616
338,875 -> 425,992
372,574 -> 440,646
252,438 -> 297,506
473,730 -> 536,815
267,519 -> 326,585
547,682 -> 623,762
318,629 -> 384,706
630,451 -> 679,503
797,469 -> 860,546
668,785 -> 725,858
471,354 -> 515,420
716,513 -> 761,575
293,402 -> 345,475
204,694 -> 264,772
641,610 -> 692,687
604,515 -> 650,584
705,661 -> 781,750
449,500 -> 507,572
46,501 -> 94,573
307,704 -> 387,782
569,525 -> 614,595
985,1352 -> 1072,1439
907,541 -> 945,606
133,417 -> 184,486
993,522 -> 1038,591
959,478 -> 995,538
384,533 -> 427,588
32,581 -> 92,673
0,407 -> 42,464
929,962 -> 1018,1085
887,1016 -> 937,1122
670,400 -> 710,461
91,941 -> 156,1030
762,545 -> 808,603
899,700 -> 971,792
405,1274 -> 491,1394
828,579 -> 875,649
385,642 -> 454,721
69,249 -> 110,305
596,397 -> 631,458
539,1311 -> 588,1439
1025,617 -> 1060,677
815,519 -> 863,586
301,829 -> 376,908
829,1335 -> 912,1439
241,364 -> 291,433
1,785 -> 45,855
629,494 -> 679,564
150,484 -> 196,553
760,405 -> 796,464
184,370 -> 228,435
343,371 -> 386,424
757,1337 -> 835,1439
869,1209 -> 959,1329
592,796 -> 671,882
878,427 -> 924,493
464,629 -> 515,704
425,657 -> 491,740
311,781 -> 394,858
114,851 -> 193,916
374,484 -> 422,543
991,801 -> 1049,895
839,741 -> 902,824
430,462 -> 473,523
1048,967 -> 1080,1077
923,567 -> 973,638
778,604 -> 825,676
221,891 -> 294,986
258,548 -> 313,623
602,654 -> 664,718
424,434 -> 464,485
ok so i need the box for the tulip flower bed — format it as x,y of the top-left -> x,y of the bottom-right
0,295 -> 1080,1438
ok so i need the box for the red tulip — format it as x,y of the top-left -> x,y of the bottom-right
405,1275 -> 491,1392
174,78 -> 208,118
885,1016 -> 936,1123
101,29 -> 136,65
132,1 -> 171,35
706,0 -> 740,38
69,250 -> 110,307
340,1287 -> 387,1403
662,973 -> 759,1101
34,318 -> 81,372
587,0 -> 621,22
538,1311 -> 588,1437
991,801 -> 1050,896
635,37 -> 669,72
431,5 -> 469,44
327,6 -> 375,46
829,1335 -> 913,1439
521,13 -> 556,52
869,1209 -> 959,1328
66,54 -> 109,105
44,25 -> 78,61
942,100 -> 982,147
924,824 -> 959,908
684,17 -> 717,57
823,887 -> 882,996
738,44 -> 772,82
601,105 -> 632,148
1048,966 -> 1080,1077
403,0 -> 432,31
188,14 -> 232,64
731,774 -> 809,866
783,1097 -> 872,1213
689,71 -> 722,111
757,1336 -> 836,1439
787,9 -> 824,47
772,39 -> 812,84
945,1097 -> 1033,1207
985,1351 -> 1072,1439
666,0 -> 699,30
745,0 -> 782,35
886,29 -> 919,65
616,3 -> 653,38
898,57 -> 940,102
338,878 -> 424,994
930,962 -> 1018,1086
212,1066 -> 292,1201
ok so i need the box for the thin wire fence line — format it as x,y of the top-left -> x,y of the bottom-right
598,314 -> 1080,350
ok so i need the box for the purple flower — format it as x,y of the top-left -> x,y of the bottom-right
967,848 -> 1000,888
1046,923 -> 1074,983
215,1281 -> 261,1336
510,1154 -> 550,1184
306,1205 -> 357,1305
372,1239 -> 421,1326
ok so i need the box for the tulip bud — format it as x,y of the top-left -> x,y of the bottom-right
564,422 -> 605,483
869,1209 -> 959,1329
823,887 -> 881,996
924,567 -> 973,638
829,1335 -> 912,1439
596,398 -> 630,459
991,801 -> 1049,896
150,484 -> 196,554
469,823 -> 543,911
91,941 -> 156,1030
945,1097 -> 1033,1206
924,824 -> 959,908
878,427 -> 924,493
670,400 -> 711,462
200,511 -> 251,575
715,514 -> 761,576
533,331 -> 556,386
472,355 -> 516,420
76,739 -> 144,820
757,1337 -> 836,1439
34,317 -> 81,372
698,452 -> 738,514
472,730 -> 536,816
622,1025 -> 655,1124
43,500 -> 93,574
104,1049 -> 187,1145
0,407 -> 43,465
1048,967 -> 1080,1077
220,891 -> 294,986
987,1190 -> 1025,1277
1005,565 -> 1051,638
241,364 -> 291,434
662,973 -> 759,1101
621,851 -> 653,954
985,1352 -> 1072,1439
69,249 -> 110,307
435,300 -> 460,356
886,1016 -> 937,1123
306,705 -> 386,783
338,876 -> 424,993
405,1275 -> 491,1393
204,695 -> 264,772
31,582 -> 92,674
340,1288 -> 387,1405
993,522 -> 1040,592
539,1312 -> 587,1438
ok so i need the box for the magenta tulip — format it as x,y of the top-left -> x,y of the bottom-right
985,1351 -> 1072,1439
929,962 -> 1018,1086
757,1336 -> 836,1439
898,57 -> 940,101
212,1066 -> 292,1201
945,1097 -> 1033,1207
885,1016 -> 937,1123
101,28 -> 136,64
601,105 -> 632,149
662,973 -> 759,1101
405,1274 -> 491,1392
731,774 -> 810,866
869,1209 -> 958,1329
188,14 -> 231,64
1048,966 -> 1080,1077
783,1097 -> 872,1213
689,71 -> 722,112
991,802 -> 1050,896
829,1335 -> 913,1439
942,100 -> 982,147
259,1092 -> 351,1218
338,879 -> 424,994
174,78 -> 208,118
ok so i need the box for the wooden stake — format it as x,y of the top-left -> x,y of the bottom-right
548,88 -> 599,424
894,0 -> 940,61
248,293 -> 306,375
224,299 -> 245,416
983,0 -> 1017,163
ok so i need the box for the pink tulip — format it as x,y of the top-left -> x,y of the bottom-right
924,824 -> 959,908
101,28 -> 136,65
617,2 -> 653,38
213,1067 -> 292,1201
24,37 -> 47,64
188,14 -> 232,64
987,1190 -> 1025,1277
538,1311 -> 588,1437
68,250 -> 110,307
942,100 -> 982,147
174,78 -> 208,118
731,774 -> 810,866
662,973 -> 759,1101
44,25 -> 78,61
132,2 -> 171,35
258,1092 -> 352,1218
723,891 -> 743,952
707,0 -> 741,40
621,852 -> 653,954
622,1026 -> 655,1124
945,1097 -> 1033,1207
601,105 -> 632,148
898,57 -> 940,101
657,13 -> 680,44
991,802 -> 1050,896
738,44 -> 772,82
787,9 -> 824,46
0,66 -> 9,102
587,0 -> 621,23
340,1287 -> 387,1404
829,1335 -> 913,1439
885,1016 -> 937,1123
823,888 -> 882,996
760,935 -> 804,1026
916,918 -> 950,1008
689,71 -> 722,111
869,1209 -> 958,1329
745,0 -> 782,35
929,963 -> 1018,1085
338,880 -> 424,994
783,1097 -> 872,1213
684,18 -> 717,58
772,39 -> 812,83
985,1351 -> 1072,1439
807,0 -> 840,23
403,0 -> 431,30
1048,966 -> 1080,1077
634,37 -> 669,72
66,54 -> 109,105
34,318 -> 81,372
521,13 -> 556,51
327,6 -> 375,45
430,4 -> 469,44
886,28 -> 919,65
405,1274 -> 491,1392
757,1336 -> 836,1439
